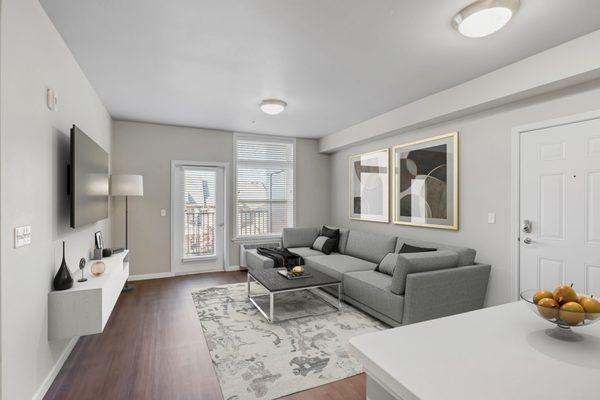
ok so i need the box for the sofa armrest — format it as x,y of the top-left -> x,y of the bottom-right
282,227 -> 318,248
402,264 -> 491,325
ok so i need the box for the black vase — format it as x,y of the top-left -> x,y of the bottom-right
53,241 -> 73,290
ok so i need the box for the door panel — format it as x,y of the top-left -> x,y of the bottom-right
539,142 -> 565,161
586,265 -> 600,295
588,136 -> 600,157
520,117 -> 600,296
587,171 -> 600,245
538,174 -> 565,240
538,258 -> 564,290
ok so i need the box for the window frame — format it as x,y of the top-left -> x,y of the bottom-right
233,132 -> 296,242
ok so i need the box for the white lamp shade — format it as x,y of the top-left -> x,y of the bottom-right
110,174 -> 143,196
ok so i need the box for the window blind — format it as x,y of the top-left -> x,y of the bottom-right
235,136 -> 295,238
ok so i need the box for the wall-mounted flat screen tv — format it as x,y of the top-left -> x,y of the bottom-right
70,125 -> 109,228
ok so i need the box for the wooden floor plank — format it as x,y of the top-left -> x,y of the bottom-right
43,271 -> 366,400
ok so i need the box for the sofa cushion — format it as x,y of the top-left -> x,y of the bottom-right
377,253 -> 400,276
282,227 -> 319,248
322,226 -> 350,254
345,230 -> 398,264
390,250 -> 460,295
287,247 -> 324,258
305,254 -> 376,281
344,270 -> 404,323
245,249 -> 274,270
395,239 -> 476,266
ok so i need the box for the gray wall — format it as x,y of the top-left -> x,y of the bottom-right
329,79 -> 600,307
0,0 -> 113,398
111,121 -> 330,276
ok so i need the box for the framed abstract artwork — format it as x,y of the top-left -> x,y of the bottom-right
392,132 -> 458,230
349,148 -> 389,223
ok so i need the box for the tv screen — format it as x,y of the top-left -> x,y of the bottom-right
70,125 -> 109,228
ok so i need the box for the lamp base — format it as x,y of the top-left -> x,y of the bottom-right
122,281 -> 135,292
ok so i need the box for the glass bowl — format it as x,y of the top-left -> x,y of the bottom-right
521,289 -> 600,330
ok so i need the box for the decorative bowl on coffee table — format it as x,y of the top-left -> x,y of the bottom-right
520,289 -> 600,331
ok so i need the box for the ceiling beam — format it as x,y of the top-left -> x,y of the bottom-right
319,29 -> 600,153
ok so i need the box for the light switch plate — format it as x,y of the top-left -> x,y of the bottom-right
160,209 -> 167,217
15,225 -> 32,248
46,88 -> 58,111
487,213 -> 496,224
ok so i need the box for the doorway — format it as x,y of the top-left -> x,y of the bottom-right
171,161 -> 229,274
512,111 -> 600,299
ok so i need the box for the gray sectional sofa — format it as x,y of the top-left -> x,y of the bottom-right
245,226 -> 491,327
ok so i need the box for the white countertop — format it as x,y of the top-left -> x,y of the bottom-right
350,302 -> 600,400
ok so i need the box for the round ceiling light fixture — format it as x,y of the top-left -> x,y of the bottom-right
452,0 -> 520,38
259,99 -> 287,115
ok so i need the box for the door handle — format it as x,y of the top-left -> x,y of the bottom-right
523,237 -> 535,244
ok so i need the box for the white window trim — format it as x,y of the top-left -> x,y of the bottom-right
170,160 -> 230,272
233,132 -> 296,241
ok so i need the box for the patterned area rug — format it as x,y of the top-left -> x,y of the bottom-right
191,282 -> 386,400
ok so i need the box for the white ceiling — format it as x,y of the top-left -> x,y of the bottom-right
40,0 -> 600,138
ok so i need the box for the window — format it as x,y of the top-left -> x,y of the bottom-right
234,134 -> 295,239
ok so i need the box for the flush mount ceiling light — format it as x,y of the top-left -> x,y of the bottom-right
452,0 -> 520,38
259,99 -> 287,115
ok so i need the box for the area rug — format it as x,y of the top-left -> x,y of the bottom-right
191,282 -> 386,400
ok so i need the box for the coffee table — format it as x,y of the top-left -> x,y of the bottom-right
247,267 -> 342,323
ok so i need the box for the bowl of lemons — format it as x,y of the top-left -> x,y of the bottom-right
521,285 -> 600,330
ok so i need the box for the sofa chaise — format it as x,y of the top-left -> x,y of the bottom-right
245,226 -> 491,327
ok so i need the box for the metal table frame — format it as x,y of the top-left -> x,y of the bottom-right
247,270 -> 342,323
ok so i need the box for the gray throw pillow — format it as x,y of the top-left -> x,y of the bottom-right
390,250 -> 460,295
312,235 -> 336,255
377,253 -> 400,276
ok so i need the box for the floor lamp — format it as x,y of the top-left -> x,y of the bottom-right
110,174 -> 144,292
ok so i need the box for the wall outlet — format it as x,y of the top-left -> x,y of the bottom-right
160,209 -> 167,217
15,226 -> 32,248
487,213 -> 496,224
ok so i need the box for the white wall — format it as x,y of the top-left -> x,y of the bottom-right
329,79 -> 600,307
0,1 -> 113,399
320,29 -> 600,153
112,121 -> 330,276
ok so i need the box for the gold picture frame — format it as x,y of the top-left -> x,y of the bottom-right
392,132 -> 458,230
349,148 -> 389,223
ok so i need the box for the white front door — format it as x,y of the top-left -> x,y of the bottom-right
519,117 -> 600,296
172,164 -> 225,274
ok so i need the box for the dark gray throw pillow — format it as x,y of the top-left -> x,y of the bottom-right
312,236 -> 336,255
398,243 -> 437,253
320,226 -> 340,249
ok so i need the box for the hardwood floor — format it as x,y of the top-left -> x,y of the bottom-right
44,271 -> 366,400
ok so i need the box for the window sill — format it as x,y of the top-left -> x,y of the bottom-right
232,235 -> 282,244
182,256 -> 217,263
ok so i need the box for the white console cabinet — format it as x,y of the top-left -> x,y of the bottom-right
48,250 -> 129,340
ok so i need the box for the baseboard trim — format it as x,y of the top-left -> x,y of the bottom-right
128,272 -> 174,281
130,267 -> 242,281
33,336 -> 79,400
